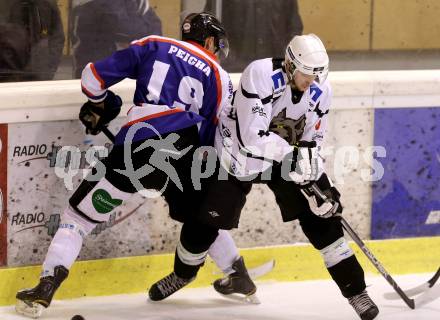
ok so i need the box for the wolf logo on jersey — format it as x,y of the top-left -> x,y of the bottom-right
269,110 -> 306,145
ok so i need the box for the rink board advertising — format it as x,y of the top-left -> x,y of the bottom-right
371,107 -> 440,239
3,120 -> 164,268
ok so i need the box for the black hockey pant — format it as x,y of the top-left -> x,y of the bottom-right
177,176 -> 366,298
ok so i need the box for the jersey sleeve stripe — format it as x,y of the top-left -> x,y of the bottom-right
90,63 -> 105,89
122,109 -> 184,128
240,84 -> 273,105
81,63 -> 107,102
81,85 -> 107,102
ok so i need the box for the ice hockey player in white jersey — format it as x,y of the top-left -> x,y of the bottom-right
217,36 -> 330,179
150,34 -> 379,320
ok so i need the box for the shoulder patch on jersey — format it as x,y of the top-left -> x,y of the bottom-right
272,72 -> 285,91
309,84 -> 323,102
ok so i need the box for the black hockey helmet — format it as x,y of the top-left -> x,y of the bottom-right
181,12 -> 229,58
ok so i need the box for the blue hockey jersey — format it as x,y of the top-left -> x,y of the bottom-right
81,35 -> 233,145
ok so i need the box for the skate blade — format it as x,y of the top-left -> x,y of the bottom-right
219,292 -> 261,305
15,299 -> 44,319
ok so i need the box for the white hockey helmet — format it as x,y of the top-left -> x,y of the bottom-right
284,34 -> 329,83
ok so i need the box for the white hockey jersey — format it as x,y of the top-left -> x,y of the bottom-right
215,58 -> 332,177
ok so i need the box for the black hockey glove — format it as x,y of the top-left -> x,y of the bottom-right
300,173 -> 343,218
79,90 -> 122,135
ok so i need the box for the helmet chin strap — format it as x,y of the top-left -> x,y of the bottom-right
283,61 -> 294,83
283,62 -> 300,91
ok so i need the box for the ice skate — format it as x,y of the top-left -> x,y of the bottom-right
213,256 -> 259,304
149,271 -> 195,301
348,290 -> 379,320
15,265 -> 69,319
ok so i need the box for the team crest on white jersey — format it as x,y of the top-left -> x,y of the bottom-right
269,110 -> 306,145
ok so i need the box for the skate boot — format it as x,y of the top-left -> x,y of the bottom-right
213,256 -> 259,304
16,265 -> 69,319
348,290 -> 379,320
149,272 -> 195,301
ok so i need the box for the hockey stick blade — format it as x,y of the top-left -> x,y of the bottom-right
248,259 -> 275,280
212,259 -> 275,279
413,282 -> 440,308
102,126 -> 115,143
384,267 -> 440,299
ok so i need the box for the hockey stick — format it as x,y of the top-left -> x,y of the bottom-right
384,267 -> 440,299
339,212 -> 440,308
308,183 -> 440,309
101,126 -> 115,143
213,259 -> 275,279
338,216 -> 416,309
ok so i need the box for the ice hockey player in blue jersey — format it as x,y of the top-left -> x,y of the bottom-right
15,12 -> 255,318
79,15 -> 231,147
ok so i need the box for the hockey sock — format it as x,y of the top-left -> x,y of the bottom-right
208,230 -> 240,275
41,206 -> 95,277
327,255 -> 366,298
319,237 -> 366,297
175,221 -> 219,279
174,245 -> 205,279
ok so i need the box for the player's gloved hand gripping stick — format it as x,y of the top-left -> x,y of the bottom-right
288,140 -> 322,184
79,90 -> 121,140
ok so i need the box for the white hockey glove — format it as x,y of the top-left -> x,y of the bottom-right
288,142 -> 322,184
300,174 -> 343,218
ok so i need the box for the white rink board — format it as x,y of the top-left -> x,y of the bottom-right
1,70 -> 440,123
1,273 -> 439,320
4,116 -> 375,267
1,70 -> 440,266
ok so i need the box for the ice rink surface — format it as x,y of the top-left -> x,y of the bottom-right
1,273 -> 439,320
